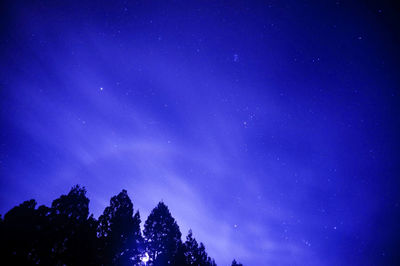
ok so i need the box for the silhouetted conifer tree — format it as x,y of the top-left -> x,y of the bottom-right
98,189 -> 143,265
184,230 -> 199,265
48,185 -> 98,265
231,259 -> 243,266
183,230 -> 216,266
0,199 -> 39,264
0,185 -> 242,266
144,202 -> 182,265
34,204 -> 54,265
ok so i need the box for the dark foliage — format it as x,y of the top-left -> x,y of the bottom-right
182,230 -> 216,266
48,185 -> 98,265
143,202 -> 182,265
231,260 -> 243,266
98,190 -> 143,265
0,185 -> 242,266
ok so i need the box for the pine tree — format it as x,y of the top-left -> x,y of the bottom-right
183,230 -> 215,266
48,185 -> 98,265
231,259 -> 243,266
184,230 -> 199,265
98,189 -> 143,265
0,199 -> 39,264
0,185 -> 224,266
143,202 -> 182,265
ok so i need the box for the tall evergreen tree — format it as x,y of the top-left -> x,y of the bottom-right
143,202 -> 182,265
0,199 -> 39,264
48,185 -> 98,265
0,185 -> 228,266
34,204 -> 55,265
231,259 -> 243,266
98,189 -> 143,265
183,230 -> 215,266
0,185 -> 99,265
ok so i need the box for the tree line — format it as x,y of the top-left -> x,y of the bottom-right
0,185 -> 243,266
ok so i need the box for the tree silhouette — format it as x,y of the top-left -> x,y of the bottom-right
0,185 -> 242,266
34,204 -> 55,265
0,199 -> 39,264
144,202 -> 182,265
98,189 -> 143,265
47,185 -> 98,265
231,259 -> 243,266
183,230 -> 216,266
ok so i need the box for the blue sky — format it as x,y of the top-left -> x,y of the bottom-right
1,1 -> 399,265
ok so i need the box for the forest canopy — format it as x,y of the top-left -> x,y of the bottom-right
0,185 -> 243,266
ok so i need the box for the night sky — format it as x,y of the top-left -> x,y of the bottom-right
1,1 -> 399,265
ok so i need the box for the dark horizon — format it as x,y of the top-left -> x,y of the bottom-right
1,0 -> 399,265
1,184 -> 226,265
